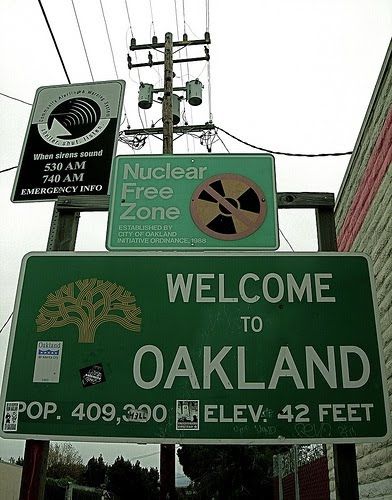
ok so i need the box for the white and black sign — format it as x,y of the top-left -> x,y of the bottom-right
12,80 -> 125,202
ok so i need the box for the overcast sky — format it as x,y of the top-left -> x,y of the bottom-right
0,0 -> 391,476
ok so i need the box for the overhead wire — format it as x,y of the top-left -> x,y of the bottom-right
181,0 -> 196,151
213,134 -> 296,252
99,0 -> 119,79
148,0 -> 157,37
205,0 -> 210,32
205,0 -> 212,122
0,313 -> 13,335
99,0 -> 131,129
37,0 -> 71,84
217,132 -> 230,153
174,0 -> 190,152
71,0 -> 95,81
184,22 -> 200,39
207,60 -> 213,122
181,0 -> 191,82
214,126 -> 353,157
0,92 -> 32,106
279,229 -> 295,251
124,0 -> 152,151
124,0 -> 134,37
129,450 -> 159,460
0,166 -> 17,174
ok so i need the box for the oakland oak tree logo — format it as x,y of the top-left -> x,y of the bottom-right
36,279 -> 141,343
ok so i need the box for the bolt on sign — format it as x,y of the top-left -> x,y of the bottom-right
106,154 -> 279,250
1,252 -> 389,444
11,80 -> 125,202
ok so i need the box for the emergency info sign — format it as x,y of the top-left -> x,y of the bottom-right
12,80 -> 125,202
1,253 -> 389,444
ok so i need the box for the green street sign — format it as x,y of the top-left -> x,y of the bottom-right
1,252 -> 389,444
106,154 -> 279,250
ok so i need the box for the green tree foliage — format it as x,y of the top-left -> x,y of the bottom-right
84,454 -> 107,487
177,445 -> 288,499
47,442 -> 85,483
107,456 -> 159,500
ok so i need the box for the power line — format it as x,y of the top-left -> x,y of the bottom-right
215,125 -> 353,157
0,313 -> 13,334
71,0 -> 94,81
124,0 -> 149,136
0,92 -> 32,106
205,0 -> 210,32
37,0 -> 71,84
207,57 -> 213,122
130,450 -> 159,460
279,229 -> 295,251
174,0 -> 190,152
124,0 -> 134,37
212,133 -> 296,252
99,0 -> 131,129
148,0 -> 156,37
217,132 -> 230,153
182,0 -> 186,34
181,0 -> 196,151
0,166 -> 17,174
99,0 -> 119,78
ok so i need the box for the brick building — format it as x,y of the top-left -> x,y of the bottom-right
330,40 -> 392,499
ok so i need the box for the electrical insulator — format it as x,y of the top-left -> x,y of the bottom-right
186,79 -> 203,106
138,83 -> 153,109
172,94 -> 181,124
152,35 -> 158,44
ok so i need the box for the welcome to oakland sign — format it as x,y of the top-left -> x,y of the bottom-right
12,80 -> 125,202
0,252 -> 389,444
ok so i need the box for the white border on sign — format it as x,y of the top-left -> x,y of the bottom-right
105,154 -> 280,251
0,251 -> 390,445
11,80 -> 125,203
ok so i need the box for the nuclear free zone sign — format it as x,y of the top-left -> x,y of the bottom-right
12,80 -> 125,202
106,154 -> 278,250
1,252 -> 389,444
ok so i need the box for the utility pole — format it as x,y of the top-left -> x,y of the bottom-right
162,32 -> 174,156
19,207 -> 80,500
128,30 -> 212,498
159,32 -> 176,500
125,31 -> 212,150
315,204 -> 360,500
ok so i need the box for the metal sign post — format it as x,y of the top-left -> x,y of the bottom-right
18,202 -> 80,500
315,203 -> 360,500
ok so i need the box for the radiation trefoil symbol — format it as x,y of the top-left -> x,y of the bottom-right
36,279 -> 142,343
190,173 -> 267,240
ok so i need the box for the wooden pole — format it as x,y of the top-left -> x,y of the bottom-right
19,204 -> 79,500
316,204 -> 359,500
160,31 -> 176,500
